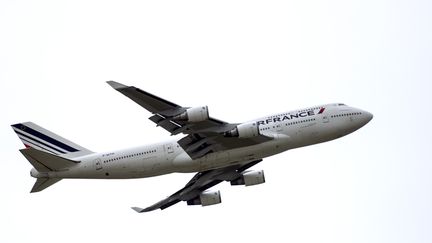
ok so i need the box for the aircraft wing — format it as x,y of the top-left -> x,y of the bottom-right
132,159 -> 262,213
107,81 -> 271,159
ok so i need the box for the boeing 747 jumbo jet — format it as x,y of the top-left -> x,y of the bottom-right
12,81 -> 373,212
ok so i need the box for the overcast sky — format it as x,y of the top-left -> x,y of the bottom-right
1,1 -> 431,242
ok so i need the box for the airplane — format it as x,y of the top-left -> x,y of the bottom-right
11,81 -> 373,213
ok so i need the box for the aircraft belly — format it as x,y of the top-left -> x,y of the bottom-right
172,152 -> 201,172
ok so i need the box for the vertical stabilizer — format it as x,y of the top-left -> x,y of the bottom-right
11,122 -> 93,159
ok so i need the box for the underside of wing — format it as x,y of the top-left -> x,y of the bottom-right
132,159 -> 263,213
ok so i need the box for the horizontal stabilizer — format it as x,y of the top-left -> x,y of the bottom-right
20,147 -> 79,172
31,178 -> 62,193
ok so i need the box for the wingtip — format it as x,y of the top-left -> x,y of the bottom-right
131,207 -> 145,213
106,81 -> 128,90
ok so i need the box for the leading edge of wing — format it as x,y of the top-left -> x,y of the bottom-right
106,80 -> 181,114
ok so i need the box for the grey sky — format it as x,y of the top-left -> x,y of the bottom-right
1,1 -> 431,242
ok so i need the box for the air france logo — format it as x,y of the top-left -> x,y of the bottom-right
257,107 -> 325,125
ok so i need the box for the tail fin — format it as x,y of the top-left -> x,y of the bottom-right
20,147 -> 81,193
11,122 -> 93,159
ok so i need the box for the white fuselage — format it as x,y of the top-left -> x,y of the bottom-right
35,104 -> 372,180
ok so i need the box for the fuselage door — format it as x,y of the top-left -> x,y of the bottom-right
165,144 -> 174,154
322,115 -> 329,123
94,158 -> 102,170
276,124 -> 283,132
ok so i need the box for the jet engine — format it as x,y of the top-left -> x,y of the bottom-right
231,170 -> 266,186
225,122 -> 260,138
173,106 -> 209,122
187,190 -> 222,206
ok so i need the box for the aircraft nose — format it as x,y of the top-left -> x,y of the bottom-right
365,111 -> 373,123
360,110 -> 373,126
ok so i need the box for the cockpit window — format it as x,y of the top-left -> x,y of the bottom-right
338,103 -> 346,106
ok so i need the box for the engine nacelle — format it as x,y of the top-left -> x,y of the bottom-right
187,190 -> 222,206
225,122 -> 260,138
173,106 -> 209,122
231,170 -> 266,186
